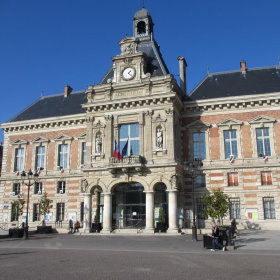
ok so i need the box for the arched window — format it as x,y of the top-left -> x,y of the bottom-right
137,21 -> 146,35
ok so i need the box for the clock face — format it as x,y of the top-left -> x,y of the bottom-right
122,67 -> 136,80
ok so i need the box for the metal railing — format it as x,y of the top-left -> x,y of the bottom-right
109,155 -> 144,165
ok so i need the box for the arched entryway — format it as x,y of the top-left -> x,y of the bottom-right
112,182 -> 145,229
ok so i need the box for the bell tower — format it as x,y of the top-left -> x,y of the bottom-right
133,8 -> 154,41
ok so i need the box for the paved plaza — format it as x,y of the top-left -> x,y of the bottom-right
0,230 -> 279,280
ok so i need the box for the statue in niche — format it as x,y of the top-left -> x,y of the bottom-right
81,179 -> 88,193
156,127 -> 163,149
95,134 -> 102,154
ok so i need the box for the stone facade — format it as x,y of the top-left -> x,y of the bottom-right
1,9 -> 280,232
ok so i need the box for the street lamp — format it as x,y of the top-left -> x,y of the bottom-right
187,159 -> 203,241
21,169 -> 40,239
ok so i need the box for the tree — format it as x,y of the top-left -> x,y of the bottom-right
202,189 -> 229,223
39,192 -> 53,226
11,195 -> 25,226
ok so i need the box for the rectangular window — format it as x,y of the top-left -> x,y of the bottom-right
34,182 -> 43,195
14,147 -> 24,172
81,142 -> 86,165
56,203 -> 65,221
58,144 -> 69,169
196,198 -> 206,219
193,132 -> 206,160
33,203 -> 40,221
263,197 -> 275,219
229,198 -> 241,219
223,130 -> 238,159
228,172 -> 239,186
11,203 -> 19,221
35,146 -> 45,169
12,183 -> 20,195
57,181 -> 66,194
256,128 -> 271,157
195,174 -> 206,188
261,171 -> 272,185
119,123 -> 139,156
80,202 -> 84,223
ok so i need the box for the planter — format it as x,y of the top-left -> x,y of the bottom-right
9,228 -> 24,238
37,226 -> 53,234
155,222 -> 166,233
91,223 -> 102,233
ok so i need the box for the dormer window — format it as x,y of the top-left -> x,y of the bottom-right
137,21 -> 146,35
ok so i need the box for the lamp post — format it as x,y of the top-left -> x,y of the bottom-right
187,159 -> 203,241
21,169 -> 39,239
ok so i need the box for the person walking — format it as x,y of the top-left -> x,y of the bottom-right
208,221 -> 225,251
74,220 -> 80,233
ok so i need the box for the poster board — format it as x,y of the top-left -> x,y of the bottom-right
245,208 -> 258,220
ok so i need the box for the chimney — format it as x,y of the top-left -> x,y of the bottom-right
64,85 -> 72,97
177,56 -> 187,93
240,60 -> 247,74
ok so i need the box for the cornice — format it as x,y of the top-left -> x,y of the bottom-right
84,75 -> 182,112
183,92 -> 280,116
84,93 -> 178,113
1,114 -> 86,133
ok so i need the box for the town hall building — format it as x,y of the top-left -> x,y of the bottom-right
1,8 -> 280,233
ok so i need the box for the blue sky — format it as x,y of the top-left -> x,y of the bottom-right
1,0 -> 280,142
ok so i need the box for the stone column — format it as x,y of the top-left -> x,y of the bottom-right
144,191 -> 154,233
144,111 -> 153,162
166,109 -> 175,161
167,190 -> 178,233
83,193 -> 91,233
102,192 -> 112,233
104,115 -> 113,160
85,116 -> 94,167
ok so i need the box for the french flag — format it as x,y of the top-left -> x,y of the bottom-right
263,155 -> 269,161
121,139 -> 129,158
113,140 -> 122,160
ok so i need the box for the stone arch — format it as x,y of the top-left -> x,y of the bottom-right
137,21 -> 146,35
150,177 -> 171,191
108,177 -> 149,193
88,180 -> 106,193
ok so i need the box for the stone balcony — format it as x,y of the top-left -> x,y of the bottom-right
108,155 -> 146,175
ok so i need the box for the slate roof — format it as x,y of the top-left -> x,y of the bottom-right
9,91 -> 86,122
190,66 -> 280,100
99,40 -> 169,84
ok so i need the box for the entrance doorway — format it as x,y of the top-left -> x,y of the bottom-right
112,182 -> 145,229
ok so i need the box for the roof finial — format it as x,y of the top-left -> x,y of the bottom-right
207,66 -> 210,75
142,0 -> 145,8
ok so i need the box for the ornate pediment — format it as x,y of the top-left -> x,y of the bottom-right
11,138 -> 28,146
119,37 -> 139,55
32,136 -> 50,143
217,118 -> 243,128
54,134 -> 73,142
92,120 -> 106,129
185,120 -> 211,129
77,133 -> 86,139
152,112 -> 167,123
249,116 -> 276,124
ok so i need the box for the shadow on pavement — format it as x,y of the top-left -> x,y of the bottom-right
0,251 -> 36,256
